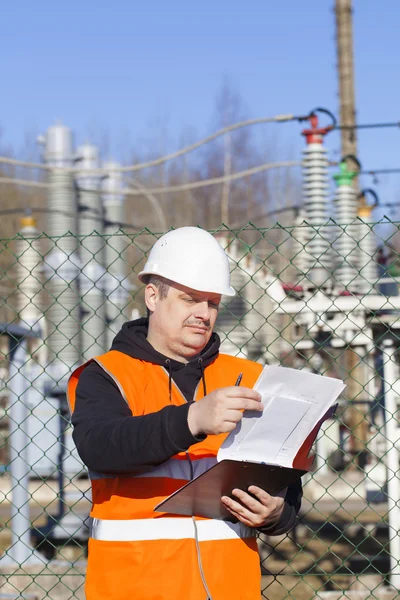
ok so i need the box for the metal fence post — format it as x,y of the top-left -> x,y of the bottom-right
382,337 -> 400,589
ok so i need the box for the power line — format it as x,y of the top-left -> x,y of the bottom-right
0,113 -> 305,175
231,197 -> 400,230
0,160 -> 302,195
360,168 -> 400,176
116,115 -> 304,173
124,177 -> 167,230
0,176 -> 49,188
0,114 -> 399,177
0,207 -> 141,231
3,161 -> 400,200
230,205 -> 301,229
123,160 -> 301,195
336,121 -> 400,131
329,163 -> 400,177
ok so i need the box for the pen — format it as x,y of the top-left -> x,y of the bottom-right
235,373 -> 243,386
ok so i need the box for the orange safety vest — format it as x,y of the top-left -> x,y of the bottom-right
68,350 -> 263,600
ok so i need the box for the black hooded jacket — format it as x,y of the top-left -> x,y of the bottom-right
72,318 -> 302,535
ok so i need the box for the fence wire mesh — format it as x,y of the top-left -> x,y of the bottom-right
1,221 -> 400,599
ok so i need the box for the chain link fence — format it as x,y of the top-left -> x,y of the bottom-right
1,221 -> 400,599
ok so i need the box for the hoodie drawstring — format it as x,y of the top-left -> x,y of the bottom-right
166,359 -> 172,402
198,358 -> 207,397
165,357 -> 207,403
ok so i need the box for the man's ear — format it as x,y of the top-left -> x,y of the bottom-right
145,283 -> 158,313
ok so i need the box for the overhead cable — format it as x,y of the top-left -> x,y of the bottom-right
0,160 -> 301,195
0,113 -> 306,174
360,168 -> 400,176
336,121 -> 400,130
1,115 -> 399,175
0,176 -> 49,189
123,160 -> 301,195
229,205 -> 301,229
0,207 -> 142,231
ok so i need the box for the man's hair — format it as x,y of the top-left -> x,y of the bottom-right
146,275 -> 170,318
147,275 -> 170,300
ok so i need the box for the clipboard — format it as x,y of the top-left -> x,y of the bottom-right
154,403 -> 338,521
154,459 -> 306,522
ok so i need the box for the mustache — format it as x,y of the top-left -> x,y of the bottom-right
184,319 -> 211,329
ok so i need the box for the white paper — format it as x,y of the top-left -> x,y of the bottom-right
217,365 -> 346,468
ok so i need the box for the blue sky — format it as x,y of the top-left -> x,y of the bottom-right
2,0 -> 400,215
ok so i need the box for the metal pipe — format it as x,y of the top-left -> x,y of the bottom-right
15,213 -> 60,478
2,338 -> 45,566
381,337 -> 400,589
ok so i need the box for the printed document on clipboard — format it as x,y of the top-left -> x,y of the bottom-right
218,365 -> 346,469
154,366 -> 345,521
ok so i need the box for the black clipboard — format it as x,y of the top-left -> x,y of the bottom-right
154,459 -> 306,522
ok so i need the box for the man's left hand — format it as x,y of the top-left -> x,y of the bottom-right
221,486 -> 285,528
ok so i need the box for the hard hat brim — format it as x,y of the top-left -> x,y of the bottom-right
137,270 -> 236,297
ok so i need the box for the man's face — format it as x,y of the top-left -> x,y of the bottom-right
145,281 -> 221,362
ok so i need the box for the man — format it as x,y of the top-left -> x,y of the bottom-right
69,226 -> 302,600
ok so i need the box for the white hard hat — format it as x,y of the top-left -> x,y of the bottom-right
138,227 -> 235,296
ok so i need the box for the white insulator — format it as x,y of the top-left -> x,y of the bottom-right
39,124 -> 76,235
43,247 -> 84,480
292,209 -> 308,281
102,162 -> 130,349
333,185 -> 359,291
335,184 -> 358,223
15,219 -> 42,330
43,250 -> 81,380
302,143 -> 331,287
47,171 -> 76,237
76,144 -> 107,360
38,123 -> 80,382
357,217 -> 378,295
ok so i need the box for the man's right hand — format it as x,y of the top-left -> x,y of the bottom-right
187,387 -> 263,437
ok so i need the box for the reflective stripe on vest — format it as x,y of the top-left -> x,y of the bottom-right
88,456 -> 218,481
89,517 -> 256,542
67,352 -> 264,525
